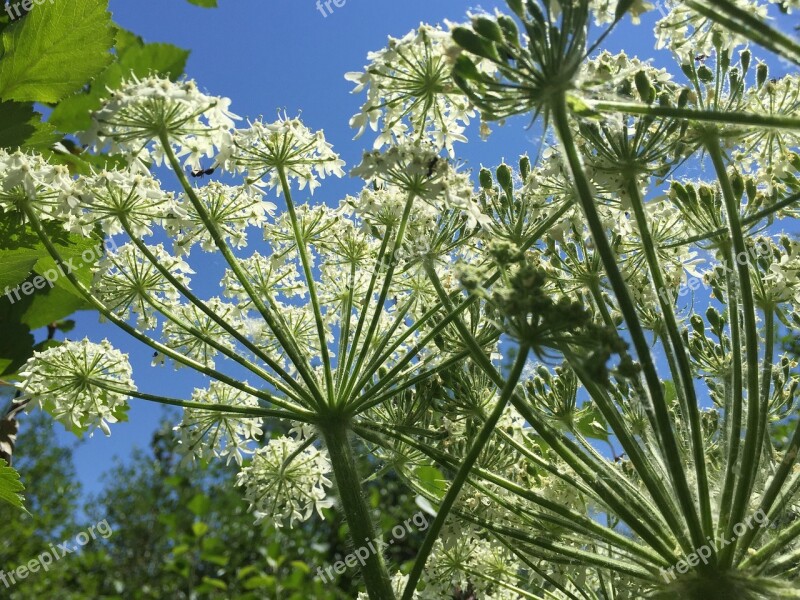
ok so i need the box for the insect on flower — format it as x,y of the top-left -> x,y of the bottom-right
188,166 -> 216,178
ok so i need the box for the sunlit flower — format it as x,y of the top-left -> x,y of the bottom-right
236,432 -> 334,527
174,381 -> 263,465
226,115 -> 345,194
18,339 -> 133,436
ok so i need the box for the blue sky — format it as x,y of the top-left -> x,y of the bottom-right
38,0 -> 792,499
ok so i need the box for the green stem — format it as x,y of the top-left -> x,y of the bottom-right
92,381 -> 309,421
277,166 -> 335,404
591,100 -> 800,131
335,261 -> 357,391
320,419 -> 395,600
420,264 -> 679,561
121,217 -> 312,407
706,136 -> 762,568
552,94 -> 706,553
625,177 -> 713,542
737,393 -> 800,565
159,131 -> 326,408
401,346 -> 530,600
357,424 -> 608,556
661,190 -> 800,250
340,191 -> 416,405
348,201 -> 573,409
716,250 -> 743,542
19,200 -> 289,411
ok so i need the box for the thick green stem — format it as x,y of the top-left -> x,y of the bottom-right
716,251 -> 743,542
320,420 -> 395,600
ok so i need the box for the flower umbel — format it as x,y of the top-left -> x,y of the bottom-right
236,431 -> 334,527
18,339 -> 133,436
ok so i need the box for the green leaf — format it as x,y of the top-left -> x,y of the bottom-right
192,521 -> 209,537
48,42 -> 189,133
413,465 -> 447,500
243,575 -> 275,590
0,101 -> 58,150
0,0 -> 114,103
0,216 -> 103,293
0,218 -> 100,377
187,0 -> 218,7
187,493 -> 212,516
0,458 -> 26,510
198,576 -> 227,591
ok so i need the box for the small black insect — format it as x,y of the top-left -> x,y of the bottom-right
188,166 -> 215,178
694,54 -> 708,62
425,156 -> 441,178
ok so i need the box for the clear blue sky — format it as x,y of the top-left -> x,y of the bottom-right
41,0 -> 791,499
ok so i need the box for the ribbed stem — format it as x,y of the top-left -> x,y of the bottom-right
320,419 -> 395,599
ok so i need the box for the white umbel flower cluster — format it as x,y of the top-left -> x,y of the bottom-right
655,0 -> 769,62
225,115 -> 345,195
0,148 -> 78,220
236,430 -> 334,527
346,24 -> 480,155
18,339 -> 134,436
87,74 -> 240,169
174,381 -> 264,466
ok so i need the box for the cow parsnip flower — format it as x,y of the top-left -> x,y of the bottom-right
88,74 -> 239,168
174,381 -> 263,466
236,432 -> 334,527
161,297 -> 238,368
73,169 -> 176,238
0,148 -> 77,220
169,181 -> 276,254
226,115 -> 345,194
220,251 -> 302,307
18,339 -> 133,436
346,24 -> 483,155
351,142 -> 473,208
92,242 -> 193,330
655,0 -> 768,62
588,0 -> 654,24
